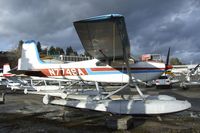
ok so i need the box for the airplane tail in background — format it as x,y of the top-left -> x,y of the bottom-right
3,64 -> 11,74
18,40 -> 43,71
3,64 -> 15,77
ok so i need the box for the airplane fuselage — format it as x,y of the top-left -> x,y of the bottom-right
27,59 -> 165,83
18,42 -> 166,83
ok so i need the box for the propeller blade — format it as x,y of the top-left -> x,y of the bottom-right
165,47 -> 171,67
194,64 -> 200,71
191,64 -> 200,74
164,47 -> 172,76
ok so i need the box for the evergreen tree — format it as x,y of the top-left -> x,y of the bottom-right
49,46 -> 56,55
55,47 -> 65,55
170,57 -> 183,65
60,48 -> 65,55
65,46 -> 78,56
16,40 -> 23,58
84,51 -> 91,57
37,42 -> 42,53
43,48 -> 48,55
73,51 -> 78,56
66,46 -> 73,55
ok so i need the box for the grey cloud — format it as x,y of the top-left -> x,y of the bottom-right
0,0 -> 199,64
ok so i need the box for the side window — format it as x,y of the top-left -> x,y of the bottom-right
96,61 -> 106,66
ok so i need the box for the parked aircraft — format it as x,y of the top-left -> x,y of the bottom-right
171,64 -> 200,89
0,64 -> 13,78
0,64 -> 15,83
172,64 -> 200,75
17,14 -> 191,115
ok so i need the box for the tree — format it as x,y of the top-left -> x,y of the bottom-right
37,42 -> 42,53
170,57 -> 183,65
66,46 -> 73,55
43,48 -> 48,55
48,46 -> 56,55
16,40 -> 23,58
73,51 -> 78,56
55,47 -> 65,55
84,51 -> 91,57
65,46 -> 78,56
45,45 -> 66,55
60,48 -> 65,55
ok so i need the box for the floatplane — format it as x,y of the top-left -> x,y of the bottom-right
172,64 -> 200,89
0,64 -> 19,87
17,14 -> 191,115
0,64 -> 15,78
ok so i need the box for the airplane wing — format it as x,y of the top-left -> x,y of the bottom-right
74,14 -> 130,61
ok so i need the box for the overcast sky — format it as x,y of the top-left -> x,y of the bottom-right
0,0 -> 199,64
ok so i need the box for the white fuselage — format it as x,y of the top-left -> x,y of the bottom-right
18,42 -> 166,83
22,59 -> 165,83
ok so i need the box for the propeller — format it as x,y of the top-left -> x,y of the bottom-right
190,64 -> 200,75
185,64 -> 200,82
165,48 -> 170,68
165,47 -> 172,74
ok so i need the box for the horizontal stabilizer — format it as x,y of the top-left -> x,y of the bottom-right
10,70 -> 47,77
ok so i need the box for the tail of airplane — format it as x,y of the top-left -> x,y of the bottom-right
3,64 -> 11,74
3,64 -> 15,77
18,40 -> 43,71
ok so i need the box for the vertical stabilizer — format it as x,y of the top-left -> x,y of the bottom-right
3,64 -> 15,77
3,64 -> 10,74
18,40 -> 43,70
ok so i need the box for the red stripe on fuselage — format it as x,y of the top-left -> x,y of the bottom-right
130,68 -> 165,70
36,67 -> 165,77
91,67 -> 165,71
91,68 -> 116,71
3,73 -> 15,77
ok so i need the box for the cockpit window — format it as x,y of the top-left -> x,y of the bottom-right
96,61 -> 107,66
96,57 -> 135,67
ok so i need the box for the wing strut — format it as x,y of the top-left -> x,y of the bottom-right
102,19 -> 145,100
119,25 -> 145,100
123,44 -> 145,100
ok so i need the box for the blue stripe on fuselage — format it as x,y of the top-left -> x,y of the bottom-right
85,68 -> 164,75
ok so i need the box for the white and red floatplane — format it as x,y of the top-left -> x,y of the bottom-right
17,14 -> 191,115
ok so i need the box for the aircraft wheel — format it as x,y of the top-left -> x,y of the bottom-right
24,89 -> 28,94
61,94 -> 66,99
43,95 -> 50,105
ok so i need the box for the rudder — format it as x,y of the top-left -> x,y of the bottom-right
18,40 -> 43,70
